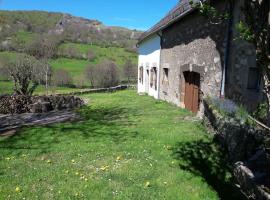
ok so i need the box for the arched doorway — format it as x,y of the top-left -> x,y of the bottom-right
184,71 -> 200,113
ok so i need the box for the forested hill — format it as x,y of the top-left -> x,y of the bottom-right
0,10 -> 142,51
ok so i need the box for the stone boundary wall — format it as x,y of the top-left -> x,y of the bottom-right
203,100 -> 270,200
57,85 -> 132,96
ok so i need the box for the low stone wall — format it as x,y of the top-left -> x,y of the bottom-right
203,100 -> 270,200
60,85 -> 129,96
0,95 -> 84,114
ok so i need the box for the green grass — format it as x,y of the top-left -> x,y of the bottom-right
0,80 -> 84,95
58,43 -> 138,66
50,58 -> 91,78
12,31 -> 36,47
0,90 -> 242,199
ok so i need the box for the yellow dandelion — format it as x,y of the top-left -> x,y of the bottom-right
163,181 -> 168,185
100,165 -> 109,171
71,159 -> 75,164
75,172 -> 79,176
15,186 -> 21,193
84,178 -> 88,181
116,156 -> 121,161
47,160 -> 52,164
171,161 -> 175,165
145,181 -> 151,187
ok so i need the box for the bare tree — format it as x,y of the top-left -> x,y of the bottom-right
87,50 -> 96,61
96,60 -> 120,88
85,60 -> 120,88
53,69 -> 72,87
85,64 -> 97,88
7,54 -> 39,95
26,34 -> 59,94
123,59 -> 136,84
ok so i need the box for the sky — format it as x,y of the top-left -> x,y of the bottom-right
0,0 -> 179,31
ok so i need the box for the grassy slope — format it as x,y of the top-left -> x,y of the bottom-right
53,43 -> 138,79
0,90 -> 240,200
0,42 -> 138,91
58,43 -> 137,66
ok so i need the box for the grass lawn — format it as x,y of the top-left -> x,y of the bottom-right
0,90 -> 241,199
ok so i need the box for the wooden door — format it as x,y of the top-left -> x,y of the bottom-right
184,72 -> 200,113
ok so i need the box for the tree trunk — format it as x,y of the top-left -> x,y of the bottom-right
45,70 -> 48,95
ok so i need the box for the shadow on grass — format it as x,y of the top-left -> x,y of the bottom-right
0,105 -> 139,155
172,139 -> 246,200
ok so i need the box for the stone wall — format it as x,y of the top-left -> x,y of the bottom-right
159,1 -> 227,111
226,0 -> 263,111
204,99 -> 270,199
0,95 -> 84,114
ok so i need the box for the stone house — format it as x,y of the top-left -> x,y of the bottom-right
137,0 -> 263,113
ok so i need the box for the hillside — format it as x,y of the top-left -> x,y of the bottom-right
0,10 -> 140,94
0,10 -> 142,51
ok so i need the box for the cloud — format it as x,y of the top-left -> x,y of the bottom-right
113,17 -> 136,22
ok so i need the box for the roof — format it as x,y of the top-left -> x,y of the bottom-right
138,0 -> 202,44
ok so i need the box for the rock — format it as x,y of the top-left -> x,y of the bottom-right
29,102 -> 53,113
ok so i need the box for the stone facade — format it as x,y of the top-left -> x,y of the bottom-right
138,0 -> 263,113
226,0 -> 263,111
159,3 -> 227,111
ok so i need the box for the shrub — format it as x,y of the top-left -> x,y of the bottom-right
206,97 -> 249,122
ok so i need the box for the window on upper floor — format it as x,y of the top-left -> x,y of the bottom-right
247,67 -> 261,90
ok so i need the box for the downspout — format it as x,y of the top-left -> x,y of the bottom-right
157,31 -> 162,99
221,0 -> 233,98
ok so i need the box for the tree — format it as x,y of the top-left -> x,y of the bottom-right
53,69 -> 73,87
7,54 -> 40,95
85,60 -> 120,88
26,34 -> 59,94
85,64 -> 97,88
123,59 -> 136,84
87,50 -> 96,61
192,0 -> 270,123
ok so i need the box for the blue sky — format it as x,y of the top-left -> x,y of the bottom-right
0,0 -> 179,31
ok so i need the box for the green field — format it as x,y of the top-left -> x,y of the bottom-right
0,90 -> 242,199
50,58 -> 91,78
58,43 -> 137,66
0,80 -> 84,95
0,41 -> 137,89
